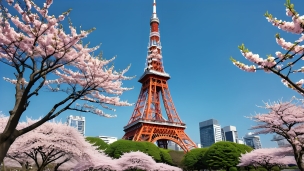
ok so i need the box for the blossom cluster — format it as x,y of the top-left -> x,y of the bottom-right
0,0 -> 134,117
248,98 -> 304,153
238,147 -> 295,168
231,1 -> 304,93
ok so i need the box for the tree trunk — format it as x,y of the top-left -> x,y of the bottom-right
293,147 -> 304,171
0,136 -> 15,164
295,154 -> 304,171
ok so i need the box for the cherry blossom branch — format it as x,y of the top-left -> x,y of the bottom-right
17,93 -> 77,136
231,0 -> 304,95
27,75 -> 46,98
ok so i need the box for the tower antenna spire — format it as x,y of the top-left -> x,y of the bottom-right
151,0 -> 159,24
153,0 -> 157,18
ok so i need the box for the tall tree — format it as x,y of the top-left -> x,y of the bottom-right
246,98 -> 304,171
0,0 -> 133,162
230,0 -> 304,95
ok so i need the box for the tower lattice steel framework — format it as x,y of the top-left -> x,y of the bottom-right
122,0 -> 197,152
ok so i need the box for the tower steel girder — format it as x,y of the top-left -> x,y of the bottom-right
123,123 -> 197,152
123,75 -> 197,152
122,0 -> 197,152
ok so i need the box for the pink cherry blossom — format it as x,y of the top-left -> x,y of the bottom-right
0,0 -> 134,162
231,2 -> 304,96
246,98 -> 304,171
238,147 -> 296,169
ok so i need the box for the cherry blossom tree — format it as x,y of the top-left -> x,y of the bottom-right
73,147 -> 119,171
230,0 -> 304,95
247,98 -> 304,170
4,118 -> 105,171
0,0 -> 134,162
238,148 -> 296,171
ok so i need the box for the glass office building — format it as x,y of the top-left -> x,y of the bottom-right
199,119 -> 222,147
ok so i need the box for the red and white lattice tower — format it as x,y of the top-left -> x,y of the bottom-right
122,0 -> 197,152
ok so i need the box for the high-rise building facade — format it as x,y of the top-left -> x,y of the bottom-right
271,134 -> 289,147
243,132 -> 262,149
199,119 -> 222,147
67,115 -> 85,136
222,126 -> 238,143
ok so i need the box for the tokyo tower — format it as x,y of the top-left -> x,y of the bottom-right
122,0 -> 197,152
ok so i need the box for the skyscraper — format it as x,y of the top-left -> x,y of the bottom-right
243,132 -> 262,149
67,115 -> 85,136
199,119 -> 222,147
222,126 -> 238,143
271,134 -> 289,147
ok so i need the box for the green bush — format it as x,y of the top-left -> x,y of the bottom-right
182,148 -> 209,170
104,139 -> 174,163
257,167 -> 267,171
230,167 -> 238,171
159,148 -> 173,165
85,137 -> 108,150
272,166 -> 280,171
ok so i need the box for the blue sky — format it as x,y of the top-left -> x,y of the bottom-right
1,0 -> 304,148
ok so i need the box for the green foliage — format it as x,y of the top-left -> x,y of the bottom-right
288,166 -> 299,169
284,0 -> 297,15
257,167 -> 267,171
168,150 -> 185,168
238,43 -> 249,53
203,141 -> 240,170
159,148 -> 173,165
182,148 -> 209,170
104,140 -> 174,163
272,166 -> 280,171
85,137 -> 108,150
230,57 -> 237,63
229,167 -> 238,171
264,11 -> 272,19
104,139 -> 137,159
140,141 -> 162,162
231,143 -> 253,154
